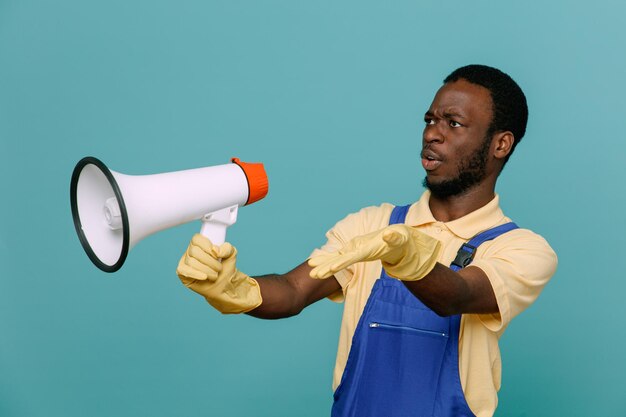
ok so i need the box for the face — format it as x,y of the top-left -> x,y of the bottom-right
421,79 -> 495,198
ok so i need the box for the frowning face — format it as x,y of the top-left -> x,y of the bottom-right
421,79 -> 496,198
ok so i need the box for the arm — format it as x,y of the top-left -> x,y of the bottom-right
176,234 -> 340,316
309,224 -> 557,326
401,263 -> 497,317
247,262 -> 341,319
308,223 -> 497,317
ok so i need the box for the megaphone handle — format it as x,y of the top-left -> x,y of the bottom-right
200,205 -> 239,246
200,222 -> 228,246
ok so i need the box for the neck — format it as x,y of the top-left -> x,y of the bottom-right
427,182 -> 496,222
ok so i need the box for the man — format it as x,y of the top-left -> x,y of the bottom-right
176,65 -> 558,417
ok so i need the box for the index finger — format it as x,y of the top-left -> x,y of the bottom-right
309,252 -> 360,279
191,234 -> 216,254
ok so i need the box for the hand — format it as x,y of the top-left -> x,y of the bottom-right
308,224 -> 442,281
176,234 -> 262,314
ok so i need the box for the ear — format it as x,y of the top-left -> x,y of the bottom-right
492,131 -> 514,160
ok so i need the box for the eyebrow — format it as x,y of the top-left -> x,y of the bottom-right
424,110 -> 467,119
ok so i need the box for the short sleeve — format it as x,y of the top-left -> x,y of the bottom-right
470,229 -> 558,332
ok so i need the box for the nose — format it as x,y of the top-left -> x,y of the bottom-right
423,123 -> 443,145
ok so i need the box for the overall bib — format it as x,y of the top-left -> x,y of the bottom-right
331,205 -> 518,417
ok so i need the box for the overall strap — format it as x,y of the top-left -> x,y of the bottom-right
450,222 -> 519,272
389,205 -> 411,225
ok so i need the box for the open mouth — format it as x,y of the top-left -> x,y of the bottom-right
421,150 -> 442,171
422,158 -> 441,171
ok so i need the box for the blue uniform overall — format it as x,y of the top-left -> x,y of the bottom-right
331,205 -> 518,417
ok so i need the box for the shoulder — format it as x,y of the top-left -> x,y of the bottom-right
474,226 -> 558,292
319,203 -> 401,246
482,227 -> 557,263
332,203 -> 397,236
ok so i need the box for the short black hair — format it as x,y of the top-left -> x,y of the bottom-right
444,64 -> 528,164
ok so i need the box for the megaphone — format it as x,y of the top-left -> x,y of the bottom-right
70,156 -> 269,272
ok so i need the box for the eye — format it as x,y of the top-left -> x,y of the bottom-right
449,120 -> 462,128
424,117 -> 435,125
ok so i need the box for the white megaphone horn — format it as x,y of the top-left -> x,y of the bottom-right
70,156 -> 269,272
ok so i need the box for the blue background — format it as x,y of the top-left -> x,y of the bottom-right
1,1 -> 624,416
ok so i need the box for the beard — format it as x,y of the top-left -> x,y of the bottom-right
422,133 -> 492,198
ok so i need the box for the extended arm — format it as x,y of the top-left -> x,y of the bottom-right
401,263 -> 497,316
308,224 -> 498,317
247,262 -> 341,319
176,234 -> 340,316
